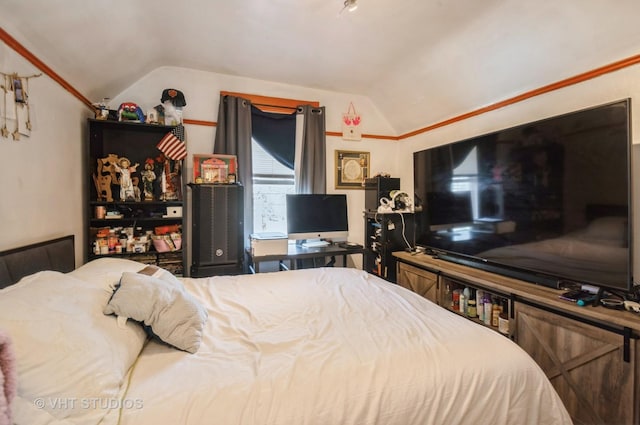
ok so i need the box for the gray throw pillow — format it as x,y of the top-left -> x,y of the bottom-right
104,271 -> 208,353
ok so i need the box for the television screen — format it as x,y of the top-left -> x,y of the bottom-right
286,194 -> 349,241
427,191 -> 473,230
413,99 -> 632,291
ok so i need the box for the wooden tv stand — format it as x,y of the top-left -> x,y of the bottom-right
393,251 -> 640,425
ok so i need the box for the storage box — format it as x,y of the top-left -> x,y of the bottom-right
163,206 -> 182,218
152,234 -> 182,252
250,232 -> 288,257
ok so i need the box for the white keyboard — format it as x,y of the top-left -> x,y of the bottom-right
302,240 -> 330,248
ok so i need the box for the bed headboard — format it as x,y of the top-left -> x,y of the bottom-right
0,235 -> 75,289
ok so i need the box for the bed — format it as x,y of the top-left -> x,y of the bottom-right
0,236 -> 572,425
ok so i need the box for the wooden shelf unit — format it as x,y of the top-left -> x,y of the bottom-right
394,250 -> 640,425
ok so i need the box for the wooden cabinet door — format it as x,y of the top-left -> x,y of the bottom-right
515,302 -> 636,425
396,262 -> 438,304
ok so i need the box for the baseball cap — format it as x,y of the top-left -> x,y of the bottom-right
161,89 -> 186,107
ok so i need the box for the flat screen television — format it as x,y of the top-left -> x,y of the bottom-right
286,194 -> 349,244
413,99 -> 632,291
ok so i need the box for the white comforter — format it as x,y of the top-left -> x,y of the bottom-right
0,260 -> 570,425
118,268 -> 571,425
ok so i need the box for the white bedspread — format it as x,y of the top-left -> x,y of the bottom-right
119,268 -> 571,425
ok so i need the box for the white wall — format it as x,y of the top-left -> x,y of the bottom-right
397,63 -> 640,285
110,66 -> 402,268
0,42 -> 91,264
5,49 -> 640,280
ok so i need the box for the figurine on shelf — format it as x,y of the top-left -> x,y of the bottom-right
114,156 -> 140,201
158,154 -> 179,201
118,102 -> 146,122
171,161 -> 183,201
93,173 -> 112,202
141,158 -> 156,201
93,154 -> 120,202
146,104 -> 165,125
161,89 -> 186,126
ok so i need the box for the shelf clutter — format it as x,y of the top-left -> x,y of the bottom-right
91,223 -> 181,256
443,280 -> 510,336
363,211 -> 414,281
86,119 -> 186,275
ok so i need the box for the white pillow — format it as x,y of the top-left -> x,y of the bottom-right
69,257 -> 149,290
0,270 -> 147,424
104,272 -> 208,354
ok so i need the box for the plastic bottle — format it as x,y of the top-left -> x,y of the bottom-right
452,289 -> 460,311
476,289 -> 484,321
498,299 -> 510,335
444,283 -> 452,309
467,299 -> 477,318
483,297 -> 493,325
491,298 -> 500,327
459,291 -> 466,314
462,287 -> 471,315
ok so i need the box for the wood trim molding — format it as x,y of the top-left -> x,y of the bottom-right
0,27 -> 94,109
326,130 -> 398,141
183,118 -> 215,127
398,54 -> 640,140
2,25 -> 639,140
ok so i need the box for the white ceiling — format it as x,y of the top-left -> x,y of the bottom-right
2,0 -> 640,134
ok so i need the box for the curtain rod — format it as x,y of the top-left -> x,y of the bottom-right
253,102 -> 298,110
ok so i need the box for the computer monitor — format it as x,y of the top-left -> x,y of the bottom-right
286,194 -> 349,242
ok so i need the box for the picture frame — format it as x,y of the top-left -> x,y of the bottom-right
13,77 -> 25,103
335,150 -> 369,189
192,154 -> 238,184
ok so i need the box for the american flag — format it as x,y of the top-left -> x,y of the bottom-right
157,128 -> 187,160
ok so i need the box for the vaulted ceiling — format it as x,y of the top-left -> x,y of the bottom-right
2,0 -> 640,134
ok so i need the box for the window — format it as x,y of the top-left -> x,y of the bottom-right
252,139 -> 295,233
220,92 -> 319,235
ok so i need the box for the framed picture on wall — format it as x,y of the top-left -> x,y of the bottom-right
335,150 -> 369,189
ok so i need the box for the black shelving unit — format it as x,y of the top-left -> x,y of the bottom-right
363,211 -> 414,282
85,119 -> 185,275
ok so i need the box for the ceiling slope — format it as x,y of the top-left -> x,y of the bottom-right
1,0 -> 640,134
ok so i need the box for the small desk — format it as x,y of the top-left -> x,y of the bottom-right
247,243 -> 365,273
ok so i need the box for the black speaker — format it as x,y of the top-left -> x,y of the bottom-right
191,184 -> 244,276
364,177 -> 400,212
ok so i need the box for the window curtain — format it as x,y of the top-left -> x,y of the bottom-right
213,95 -> 253,245
250,105 -> 296,170
294,105 -> 326,194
